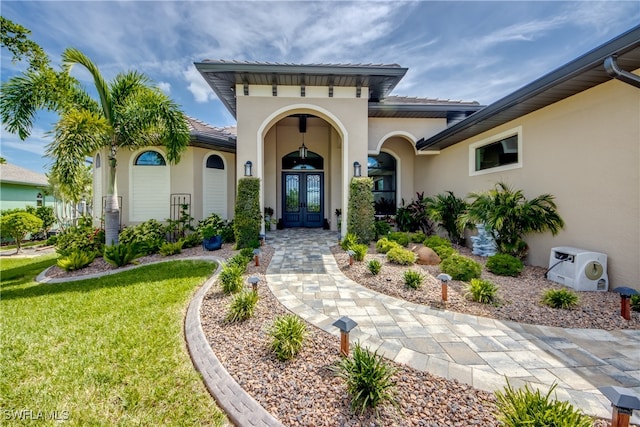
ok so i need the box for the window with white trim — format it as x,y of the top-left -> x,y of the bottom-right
469,127 -> 522,176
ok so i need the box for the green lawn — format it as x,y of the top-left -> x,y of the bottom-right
1,255 -> 227,426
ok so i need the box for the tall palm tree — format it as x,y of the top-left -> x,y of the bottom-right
1,48 -> 189,245
458,182 -> 565,258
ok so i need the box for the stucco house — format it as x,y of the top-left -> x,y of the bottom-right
93,25 -> 640,290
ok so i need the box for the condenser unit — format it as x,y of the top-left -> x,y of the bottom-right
547,247 -> 608,291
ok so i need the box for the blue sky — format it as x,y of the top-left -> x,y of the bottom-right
1,0 -> 638,173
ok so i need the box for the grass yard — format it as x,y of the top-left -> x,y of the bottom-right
0,255 -> 227,426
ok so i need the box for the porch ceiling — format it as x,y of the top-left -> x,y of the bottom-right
194,61 -> 408,118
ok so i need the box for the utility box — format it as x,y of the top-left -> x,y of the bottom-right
547,247 -> 608,291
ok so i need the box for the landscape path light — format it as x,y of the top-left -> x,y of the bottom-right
612,287 -> 638,321
332,316 -> 358,356
346,249 -> 355,266
599,386 -> 640,427
248,276 -> 260,293
437,273 -> 452,302
253,248 -> 261,267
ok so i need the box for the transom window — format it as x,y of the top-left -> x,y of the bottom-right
282,151 -> 323,170
469,127 -> 522,176
368,152 -> 396,215
135,151 -> 166,166
206,154 -> 224,169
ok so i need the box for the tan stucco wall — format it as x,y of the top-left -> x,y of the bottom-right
368,117 -> 447,153
415,77 -> 640,289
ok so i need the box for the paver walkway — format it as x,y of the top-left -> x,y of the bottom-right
265,229 -> 640,422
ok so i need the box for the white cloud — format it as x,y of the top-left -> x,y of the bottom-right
183,65 -> 215,103
157,81 -> 171,94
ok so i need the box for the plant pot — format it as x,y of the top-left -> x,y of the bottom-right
203,235 -> 222,251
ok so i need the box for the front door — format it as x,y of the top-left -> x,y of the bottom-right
282,172 -> 324,228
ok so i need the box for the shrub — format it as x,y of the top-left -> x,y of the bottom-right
386,246 -> 416,266
466,278 -> 498,303
333,343 -> 397,415
486,253 -> 523,277
542,289 -> 578,309
341,233 -> 358,251
404,270 -> 424,289
233,177 -> 261,249
375,237 -> 399,254
227,252 -> 251,271
409,231 -> 426,243
55,218 -> 104,257
405,192 -> 435,235
226,291 -> 259,322
25,205 -> 55,238
159,240 -> 183,256
459,182 -> 564,258
426,191 -> 468,245
423,235 -> 452,249
181,232 -> 202,249
198,213 -> 226,238
387,232 -> 409,247
495,381 -> 592,427
631,295 -> 640,312
0,212 -> 43,251
347,177 -> 376,244
374,220 -> 391,239
367,259 -> 382,275
103,242 -> 144,267
118,219 -> 166,255
351,243 -> 368,261
432,245 -> 457,261
441,254 -> 482,281
219,264 -> 244,294
268,314 -> 307,361
57,250 -> 96,272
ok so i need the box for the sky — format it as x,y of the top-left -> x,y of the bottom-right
1,0 -> 639,173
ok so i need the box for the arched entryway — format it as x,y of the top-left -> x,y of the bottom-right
281,150 -> 324,228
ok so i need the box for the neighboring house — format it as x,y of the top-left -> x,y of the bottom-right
0,163 -> 54,211
95,25 -> 640,290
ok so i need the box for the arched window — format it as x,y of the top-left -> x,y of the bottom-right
206,154 -> 225,169
282,151 -> 323,170
134,151 -> 166,166
95,153 -> 101,168
368,152 -> 396,215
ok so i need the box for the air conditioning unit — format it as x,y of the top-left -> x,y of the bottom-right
547,247 -> 608,291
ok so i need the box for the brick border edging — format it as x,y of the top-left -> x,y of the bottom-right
184,261 -> 284,427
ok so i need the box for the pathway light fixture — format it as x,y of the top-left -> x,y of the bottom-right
332,316 -> 358,356
248,276 -> 260,293
437,273 -> 452,302
612,287 -> 638,321
253,248 -> 261,267
346,249 -> 355,266
599,386 -> 640,427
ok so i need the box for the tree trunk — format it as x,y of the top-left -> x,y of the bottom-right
104,156 -> 120,245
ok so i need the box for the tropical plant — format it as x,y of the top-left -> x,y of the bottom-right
631,295 -> 640,312
495,381 -> 592,427
198,212 -> 226,238
226,291 -> 259,322
387,232 -> 409,247
441,254 -> 482,281
404,270 -> 424,289
375,237 -> 399,254
432,245 -> 457,261
347,177 -> 375,244
103,242 -> 144,267
25,205 -> 55,238
466,279 -> 498,303
118,219 -> 166,255
268,314 -> 307,361
367,259 -> 382,275
56,250 -> 96,272
55,217 -> 104,257
341,233 -> 359,251
386,246 -> 416,266
159,240 -> 184,256
458,182 -> 564,258
0,211 -> 42,252
423,235 -> 452,250
234,177 -> 261,249
1,47 -> 190,247
486,253 -> 523,277
333,343 -> 398,415
542,289 -> 578,309
373,220 -> 391,239
350,243 -> 368,261
405,192 -> 435,235
219,264 -> 244,294
426,191 -> 468,244
394,204 -> 414,232
0,17 -> 49,72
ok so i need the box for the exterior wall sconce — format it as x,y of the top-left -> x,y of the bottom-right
353,161 -> 361,177
248,276 -> 260,293
244,160 -> 252,177
437,273 -> 452,302
599,386 -> 640,427
253,248 -> 261,267
346,249 -> 355,266
332,316 -> 358,356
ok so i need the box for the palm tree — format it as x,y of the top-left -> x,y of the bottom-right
1,48 -> 189,245
426,191 -> 468,245
458,182 -> 564,258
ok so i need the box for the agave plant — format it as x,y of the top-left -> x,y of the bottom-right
458,182 -> 564,258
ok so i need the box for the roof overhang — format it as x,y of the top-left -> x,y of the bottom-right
368,102 -> 484,119
194,61 -> 408,118
417,25 -> 640,151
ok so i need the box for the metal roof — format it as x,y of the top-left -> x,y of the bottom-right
194,61 -> 408,118
417,25 -> 640,151
186,116 -> 237,153
369,96 -> 483,119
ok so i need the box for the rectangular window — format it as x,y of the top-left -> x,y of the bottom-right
469,127 -> 522,176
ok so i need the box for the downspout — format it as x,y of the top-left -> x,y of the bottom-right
604,55 -> 640,89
